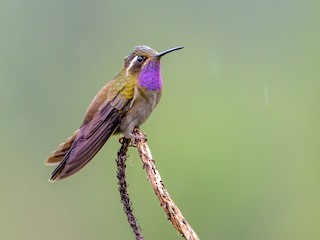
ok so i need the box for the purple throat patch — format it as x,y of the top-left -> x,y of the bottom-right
138,60 -> 162,90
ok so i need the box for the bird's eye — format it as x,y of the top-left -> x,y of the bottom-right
137,56 -> 145,63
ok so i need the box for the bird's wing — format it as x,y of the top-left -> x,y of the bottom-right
49,85 -> 135,181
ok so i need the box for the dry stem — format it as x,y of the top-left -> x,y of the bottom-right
117,138 -> 144,240
134,131 -> 200,240
116,129 -> 199,239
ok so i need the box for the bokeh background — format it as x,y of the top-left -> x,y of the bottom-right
1,1 -> 319,239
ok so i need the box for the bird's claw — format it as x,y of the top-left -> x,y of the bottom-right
120,131 -> 147,147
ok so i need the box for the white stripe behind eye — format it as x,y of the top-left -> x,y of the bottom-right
126,56 -> 138,76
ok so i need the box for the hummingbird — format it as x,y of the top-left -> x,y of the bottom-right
45,45 -> 183,181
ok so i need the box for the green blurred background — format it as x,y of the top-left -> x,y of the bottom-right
1,0 -> 319,239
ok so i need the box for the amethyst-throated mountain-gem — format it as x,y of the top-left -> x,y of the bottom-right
45,45 -> 183,181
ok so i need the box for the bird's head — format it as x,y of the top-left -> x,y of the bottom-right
123,45 -> 183,90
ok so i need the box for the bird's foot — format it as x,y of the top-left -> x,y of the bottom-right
124,132 -> 147,141
118,136 -> 138,147
119,129 -> 147,146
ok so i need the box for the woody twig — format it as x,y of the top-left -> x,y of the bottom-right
116,130 -> 199,240
117,138 -> 144,240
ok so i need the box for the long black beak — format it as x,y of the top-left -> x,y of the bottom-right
156,46 -> 184,58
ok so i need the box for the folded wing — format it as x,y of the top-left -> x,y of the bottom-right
49,93 -> 131,181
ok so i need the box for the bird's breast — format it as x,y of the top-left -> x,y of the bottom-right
133,88 -> 162,123
118,88 -> 162,133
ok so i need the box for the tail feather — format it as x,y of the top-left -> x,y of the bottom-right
45,129 -> 80,166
